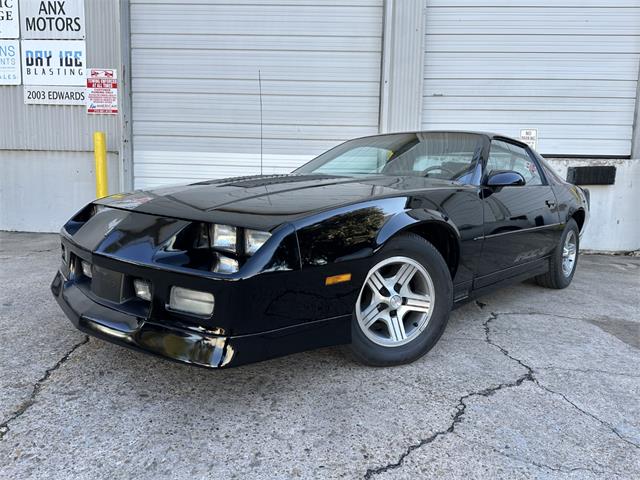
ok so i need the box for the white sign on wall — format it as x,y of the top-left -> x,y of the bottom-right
21,39 -> 84,85
24,84 -> 84,104
20,0 -> 84,39
0,39 -> 20,84
520,128 -> 538,150
0,0 -> 19,38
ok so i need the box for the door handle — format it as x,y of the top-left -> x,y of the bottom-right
545,200 -> 556,208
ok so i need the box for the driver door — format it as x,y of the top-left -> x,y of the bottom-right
476,139 -> 561,286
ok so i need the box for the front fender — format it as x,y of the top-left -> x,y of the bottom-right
376,209 -> 461,247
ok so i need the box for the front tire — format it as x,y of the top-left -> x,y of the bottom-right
535,218 -> 579,289
349,233 -> 453,367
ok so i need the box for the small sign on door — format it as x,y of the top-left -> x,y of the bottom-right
520,129 -> 538,150
86,67 -> 118,114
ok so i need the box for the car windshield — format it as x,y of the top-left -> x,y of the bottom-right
294,132 -> 483,183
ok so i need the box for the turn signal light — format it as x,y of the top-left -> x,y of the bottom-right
325,273 -> 352,286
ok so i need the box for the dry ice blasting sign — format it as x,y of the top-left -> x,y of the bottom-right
21,39 -> 85,85
20,0 -> 85,39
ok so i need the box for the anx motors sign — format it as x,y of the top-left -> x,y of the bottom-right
21,39 -> 84,85
20,0 -> 85,39
0,0 -> 19,38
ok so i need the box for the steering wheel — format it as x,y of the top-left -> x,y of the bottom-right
422,165 -> 456,178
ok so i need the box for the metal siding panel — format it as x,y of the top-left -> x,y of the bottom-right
131,1 -> 383,188
422,1 -> 640,156
0,0 -> 121,152
381,0 -> 426,132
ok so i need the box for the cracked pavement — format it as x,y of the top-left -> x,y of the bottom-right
1,232 -> 639,479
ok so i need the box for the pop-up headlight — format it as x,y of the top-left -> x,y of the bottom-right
245,229 -> 271,255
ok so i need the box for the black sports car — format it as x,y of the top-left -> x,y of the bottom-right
52,131 -> 589,368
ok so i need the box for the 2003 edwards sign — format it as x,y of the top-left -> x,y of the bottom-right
24,84 -> 84,104
21,39 -> 85,85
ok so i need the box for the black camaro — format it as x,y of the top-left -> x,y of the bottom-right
52,131 -> 589,368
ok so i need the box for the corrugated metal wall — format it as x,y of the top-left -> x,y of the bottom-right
129,0 -> 383,189
0,0 -> 121,232
380,0 -> 426,133
0,0 -> 121,152
422,0 -> 640,156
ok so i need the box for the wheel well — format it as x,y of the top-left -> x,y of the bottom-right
572,209 -> 586,232
404,222 -> 459,278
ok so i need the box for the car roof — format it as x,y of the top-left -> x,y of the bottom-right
348,130 -> 530,149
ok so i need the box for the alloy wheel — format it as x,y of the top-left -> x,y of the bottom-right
356,256 -> 435,347
562,230 -> 577,277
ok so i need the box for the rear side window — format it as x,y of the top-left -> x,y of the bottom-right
487,140 -> 543,186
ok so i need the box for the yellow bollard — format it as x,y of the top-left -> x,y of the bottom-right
93,131 -> 108,198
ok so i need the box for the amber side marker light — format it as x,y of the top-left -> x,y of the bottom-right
325,273 -> 352,286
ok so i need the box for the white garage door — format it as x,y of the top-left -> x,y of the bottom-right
130,0 -> 383,189
422,0 -> 640,156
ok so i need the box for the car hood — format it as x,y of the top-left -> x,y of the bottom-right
96,174 -> 460,231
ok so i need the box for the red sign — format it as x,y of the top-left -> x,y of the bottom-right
86,68 -> 117,115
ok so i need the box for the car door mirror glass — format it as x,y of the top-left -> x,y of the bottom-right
486,170 -> 526,187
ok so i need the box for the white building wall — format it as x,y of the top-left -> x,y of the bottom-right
421,0 -> 640,156
0,151 -> 120,233
546,158 -> 640,252
129,0 -> 384,189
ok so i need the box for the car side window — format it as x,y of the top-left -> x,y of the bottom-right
487,140 -> 543,186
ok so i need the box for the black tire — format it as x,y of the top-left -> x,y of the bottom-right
349,233 -> 453,367
535,218 -> 579,289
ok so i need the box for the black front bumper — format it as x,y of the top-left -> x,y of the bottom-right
51,271 -> 350,369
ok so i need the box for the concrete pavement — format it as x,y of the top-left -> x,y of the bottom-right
0,232 -> 638,479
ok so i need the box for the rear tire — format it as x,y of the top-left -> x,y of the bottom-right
535,219 -> 579,289
349,233 -> 452,367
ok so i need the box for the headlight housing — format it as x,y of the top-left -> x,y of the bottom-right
177,223 -> 273,274
198,223 -> 271,256
210,224 -> 237,252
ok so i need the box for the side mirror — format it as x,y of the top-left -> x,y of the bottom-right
486,170 -> 526,187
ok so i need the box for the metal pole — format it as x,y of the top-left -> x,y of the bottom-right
94,131 -> 109,198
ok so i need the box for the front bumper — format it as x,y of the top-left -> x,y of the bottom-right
51,271 -> 349,369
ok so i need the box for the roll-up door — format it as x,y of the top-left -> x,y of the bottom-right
422,0 -> 640,156
130,0 -> 383,189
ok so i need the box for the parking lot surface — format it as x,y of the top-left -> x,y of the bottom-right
1,231 -> 638,479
